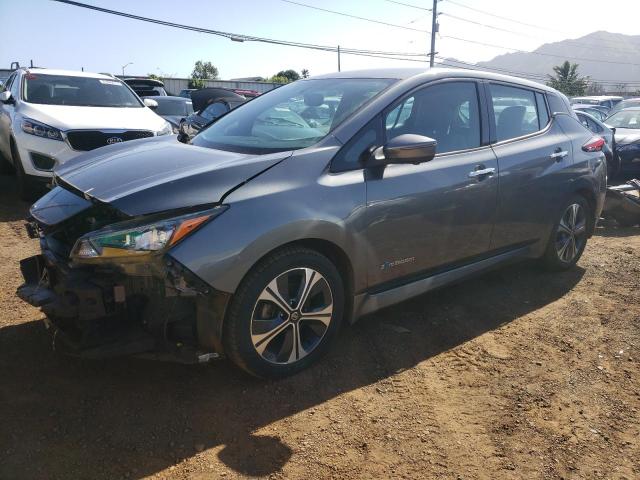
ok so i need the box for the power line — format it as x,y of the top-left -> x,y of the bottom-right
49,0 -> 640,82
439,10 -> 640,55
443,0 -> 639,49
279,0 -> 430,33
383,0 -> 432,12
277,0 -> 640,67
49,0 -> 429,59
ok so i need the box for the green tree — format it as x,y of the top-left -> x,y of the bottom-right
275,69 -> 300,82
147,73 -> 163,81
546,61 -> 588,96
269,75 -> 290,84
189,61 -> 219,88
191,60 -> 219,80
301,69 -> 310,79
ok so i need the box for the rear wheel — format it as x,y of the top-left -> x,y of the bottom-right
542,195 -> 590,270
223,247 -> 344,378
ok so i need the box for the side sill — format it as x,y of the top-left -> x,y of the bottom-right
351,245 -> 531,321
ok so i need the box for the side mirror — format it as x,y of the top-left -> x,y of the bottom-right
372,134 -> 437,165
0,91 -> 14,104
143,98 -> 158,110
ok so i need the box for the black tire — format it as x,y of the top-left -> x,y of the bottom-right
542,195 -> 591,271
223,246 -> 345,379
11,140 -> 38,202
0,148 -> 15,175
605,151 -> 620,181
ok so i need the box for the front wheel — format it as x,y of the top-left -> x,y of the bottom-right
542,195 -> 590,270
223,247 -> 345,378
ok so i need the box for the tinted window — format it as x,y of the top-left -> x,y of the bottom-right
201,102 -> 229,121
548,93 -> 570,116
155,99 -> 193,116
2,73 -> 15,92
577,113 -> 602,133
23,74 -> 142,107
385,82 -> 481,154
535,92 -> 550,128
490,84 -> 540,141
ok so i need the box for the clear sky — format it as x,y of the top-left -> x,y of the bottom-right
1,0 -> 638,79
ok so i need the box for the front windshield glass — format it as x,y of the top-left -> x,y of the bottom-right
155,99 -> 193,116
23,74 -> 143,107
606,110 -> 640,129
192,78 -> 395,153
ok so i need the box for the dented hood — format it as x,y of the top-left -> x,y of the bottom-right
54,136 -> 289,216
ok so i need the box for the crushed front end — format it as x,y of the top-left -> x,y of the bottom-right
17,185 -> 230,362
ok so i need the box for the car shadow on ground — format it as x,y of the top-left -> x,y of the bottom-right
0,260 -> 585,479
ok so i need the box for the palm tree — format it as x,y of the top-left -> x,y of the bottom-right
547,61 -> 588,96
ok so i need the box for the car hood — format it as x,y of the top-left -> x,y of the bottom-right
18,102 -> 167,131
613,128 -> 640,145
53,136 -> 290,216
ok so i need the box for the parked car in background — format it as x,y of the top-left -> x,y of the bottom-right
572,104 -> 608,122
570,95 -> 623,111
178,88 -> 246,140
575,110 -> 619,177
124,78 -> 168,97
0,68 -> 172,199
605,107 -> 640,173
607,97 -> 640,116
233,88 -> 260,98
146,95 -> 193,133
178,88 -> 196,99
18,68 -> 606,378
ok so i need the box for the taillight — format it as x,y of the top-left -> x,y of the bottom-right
582,136 -> 605,152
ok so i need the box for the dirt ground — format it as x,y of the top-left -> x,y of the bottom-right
0,174 -> 638,480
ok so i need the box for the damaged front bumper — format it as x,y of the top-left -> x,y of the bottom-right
17,241 -> 230,363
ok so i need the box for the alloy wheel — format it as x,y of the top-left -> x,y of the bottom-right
555,203 -> 587,263
250,268 -> 334,364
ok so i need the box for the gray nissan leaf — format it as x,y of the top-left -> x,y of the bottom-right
17,68 -> 606,378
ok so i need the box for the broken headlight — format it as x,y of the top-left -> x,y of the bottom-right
71,206 -> 227,261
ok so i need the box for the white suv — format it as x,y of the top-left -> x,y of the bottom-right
0,68 -> 172,199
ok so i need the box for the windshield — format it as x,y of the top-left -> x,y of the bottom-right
606,110 -> 640,129
155,99 -> 193,116
192,78 -> 395,154
23,74 -> 143,107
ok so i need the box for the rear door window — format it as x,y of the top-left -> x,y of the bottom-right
385,81 -> 481,154
489,84 -> 541,141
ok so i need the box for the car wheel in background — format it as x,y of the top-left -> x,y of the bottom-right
11,140 -> 38,202
223,246 -> 345,378
542,195 -> 591,271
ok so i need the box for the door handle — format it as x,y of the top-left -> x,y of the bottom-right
468,167 -> 495,178
550,149 -> 569,161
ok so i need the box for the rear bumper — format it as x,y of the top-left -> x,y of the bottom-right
16,249 -> 230,362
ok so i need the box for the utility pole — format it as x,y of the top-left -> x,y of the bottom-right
337,45 -> 341,72
429,0 -> 438,67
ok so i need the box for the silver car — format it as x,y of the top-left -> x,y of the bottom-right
17,68 -> 606,378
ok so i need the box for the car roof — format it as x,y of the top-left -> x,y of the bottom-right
311,67 -> 555,92
21,68 -> 117,79
573,95 -> 623,100
124,78 -> 165,87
